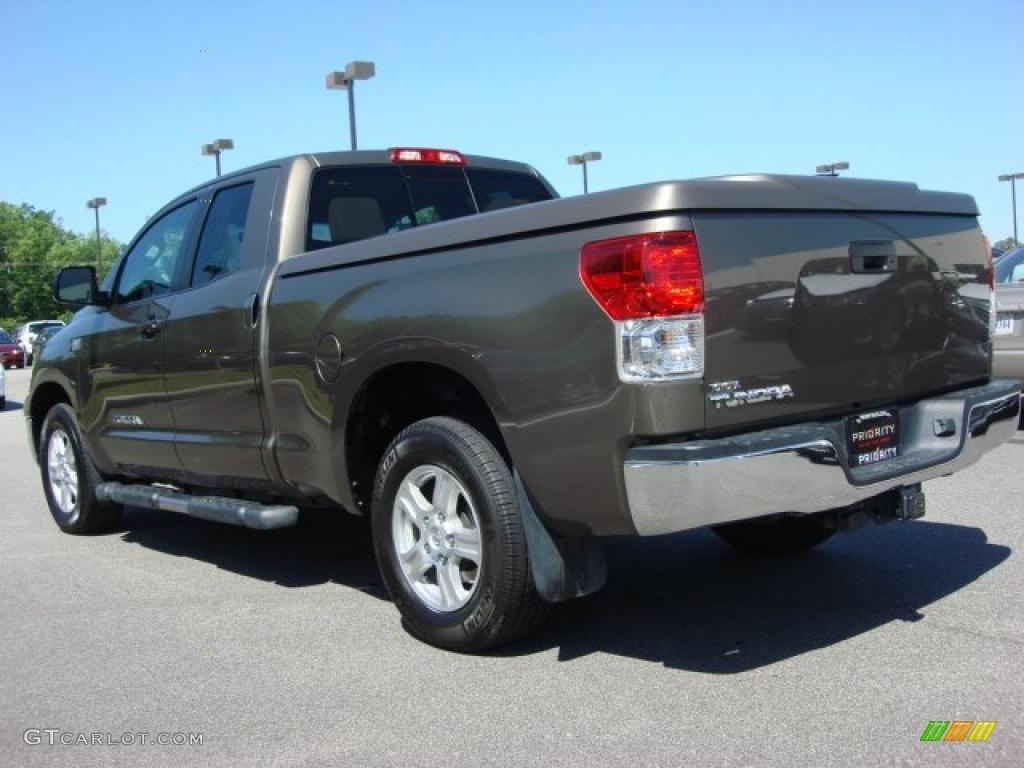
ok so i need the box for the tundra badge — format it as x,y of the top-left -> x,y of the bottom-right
708,380 -> 795,409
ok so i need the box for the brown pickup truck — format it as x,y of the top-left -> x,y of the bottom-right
28,148 -> 1020,650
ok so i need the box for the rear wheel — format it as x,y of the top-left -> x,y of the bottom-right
39,404 -> 120,534
371,417 -> 547,651
713,514 -> 835,555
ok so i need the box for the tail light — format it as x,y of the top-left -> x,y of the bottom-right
389,147 -> 466,165
580,231 -> 705,381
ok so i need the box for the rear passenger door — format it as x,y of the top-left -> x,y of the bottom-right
161,168 -> 278,481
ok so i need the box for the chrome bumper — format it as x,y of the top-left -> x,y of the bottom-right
623,379 -> 1021,536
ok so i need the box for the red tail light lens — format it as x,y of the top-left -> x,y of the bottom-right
389,147 -> 466,165
580,231 -> 703,320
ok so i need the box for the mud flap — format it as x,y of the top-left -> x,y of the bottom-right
514,470 -> 607,603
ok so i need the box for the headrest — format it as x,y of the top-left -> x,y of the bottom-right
328,197 -> 386,243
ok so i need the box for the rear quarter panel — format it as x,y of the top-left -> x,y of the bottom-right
266,214 -> 703,535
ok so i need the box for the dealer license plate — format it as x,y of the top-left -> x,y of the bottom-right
846,410 -> 900,467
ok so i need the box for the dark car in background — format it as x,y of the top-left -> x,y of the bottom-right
0,330 -> 26,369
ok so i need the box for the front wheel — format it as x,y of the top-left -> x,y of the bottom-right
713,514 -> 835,555
39,404 -> 120,534
371,417 -> 547,652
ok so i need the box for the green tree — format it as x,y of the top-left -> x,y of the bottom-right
0,202 -> 121,331
993,236 -> 1018,252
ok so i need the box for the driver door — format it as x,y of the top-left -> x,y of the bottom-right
79,198 -> 201,474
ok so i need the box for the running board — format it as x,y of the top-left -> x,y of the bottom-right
96,482 -> 298,530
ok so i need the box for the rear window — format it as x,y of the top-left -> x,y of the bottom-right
30,322 -> 63,332
465,168 -> 552,212
306,163 -> 552,252
0,331 -> 13,343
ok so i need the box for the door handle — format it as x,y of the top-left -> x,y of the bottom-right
140,318 -> 165,338
849,240 -> 897,273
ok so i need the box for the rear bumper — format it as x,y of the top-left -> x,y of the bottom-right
623,379 -> 1021,536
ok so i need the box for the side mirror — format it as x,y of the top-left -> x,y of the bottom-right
54,266 -> 106,307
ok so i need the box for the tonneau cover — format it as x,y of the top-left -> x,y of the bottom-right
280,174 -> 978,277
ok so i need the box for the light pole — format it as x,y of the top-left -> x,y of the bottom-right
201,138 -> 234,177
326,61 -> 376,150
816,161 -> 850,177
567,151 -> 602,194
86,197 -> 107,270
998,172 -> 1024,245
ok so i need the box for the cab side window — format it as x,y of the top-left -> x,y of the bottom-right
116,201 -> 197,303
191,183 -> 255,286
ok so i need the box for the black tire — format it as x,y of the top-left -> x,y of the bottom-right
39,404 -> 120,534
713,514 -> 835,555
371,416 -> 547,652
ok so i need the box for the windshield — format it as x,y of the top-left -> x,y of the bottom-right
995,246 -> 1024,284
0,331 -> 13,343
30,321 -> 63,332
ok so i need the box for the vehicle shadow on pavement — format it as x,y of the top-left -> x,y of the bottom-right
1,398 -> 24,412
505,521 -> 1010,671
118,507 -> 387,597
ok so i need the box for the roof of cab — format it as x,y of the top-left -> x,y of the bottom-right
180,150 -> 539,198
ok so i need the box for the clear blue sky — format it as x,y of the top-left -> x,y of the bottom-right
1,0 -> 1021,245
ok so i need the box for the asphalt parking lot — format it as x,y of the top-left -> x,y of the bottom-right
1,366 -> 1022,767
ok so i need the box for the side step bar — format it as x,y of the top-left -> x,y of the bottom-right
96,482 -> 298,530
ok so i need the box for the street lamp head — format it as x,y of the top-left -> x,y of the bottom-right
816,161 -> 850,175
567,155 -> 584,165
213,138 -> 234,151
328,62 -> 375,90
86,197 -> 107,209
582,151 -> 602,162
345,60 -> 376,80
201,143 -> 218,156
998,172 -> 1024,182
326,71 -> 350,90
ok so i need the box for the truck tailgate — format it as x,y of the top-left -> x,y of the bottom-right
694,210 -> 991,431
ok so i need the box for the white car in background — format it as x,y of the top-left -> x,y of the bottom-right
15,320 -> 65,364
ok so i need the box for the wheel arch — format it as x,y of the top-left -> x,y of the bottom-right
342,360 -> 506,514
28,379 -> 75,459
